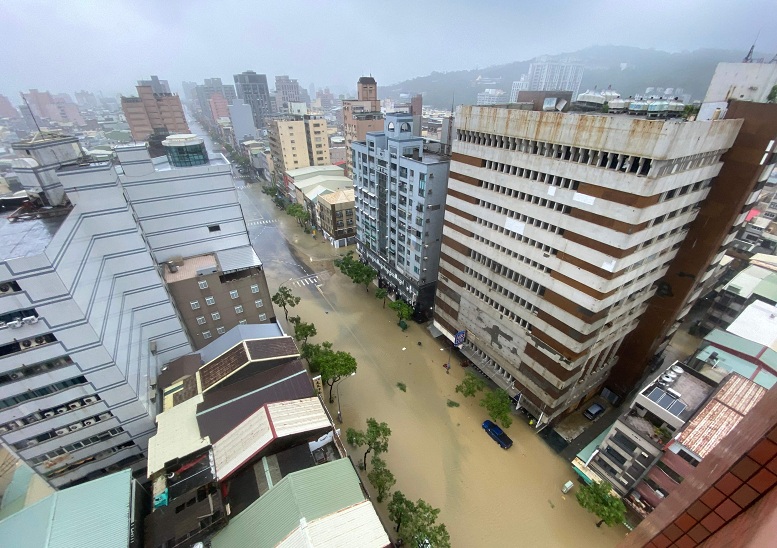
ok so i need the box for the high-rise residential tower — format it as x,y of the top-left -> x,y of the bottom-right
234,71 -> 273,129
352,114 -> 450,312
343,77 -> 383,177
268,115 -> 331,189
121,85 -> 189,142
275,75 -> 304,113
527,59 -> 584,100
434,105 -> 743,426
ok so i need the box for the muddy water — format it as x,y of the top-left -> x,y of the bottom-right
276,268 -> 627,548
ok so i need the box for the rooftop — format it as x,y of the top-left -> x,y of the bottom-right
147,394 -> 210,476
285,164 -> 344,179
319,188 -> 355,205
727,300 -> 777,351
211,459 -> 389,548
704,328 -> 777,373
0,469 -> 132,548
0,204 -> 70,260
722,264 -> 777,300
638,365 -> 715,422
162,246 -> 262,283
198,323 -> 285,365
676,374 -> 766,458
162,253 -> 218,283
694,344 -> 777,389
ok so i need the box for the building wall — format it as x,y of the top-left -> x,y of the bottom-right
269,119 -> 310,187
0,150 -> 191,489
228,102 -> 256,142
122,86 -> 189,142
306,118 -> 330,166
167,266 -> 274,350
343,99 -> 382,177
208,93 -> 230,122
317,197 -> 356,241
434,105 -> 741,423
234,72 -> 273,129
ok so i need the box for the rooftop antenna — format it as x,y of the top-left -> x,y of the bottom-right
744,31 -> 760,63
20,93 -> 42,133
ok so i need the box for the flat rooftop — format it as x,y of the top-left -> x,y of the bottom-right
639,366 -> 715,422
0,206 -> 70,260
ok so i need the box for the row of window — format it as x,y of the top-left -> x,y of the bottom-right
0,376 -> 88,410
483,161 -> 580,190
19,410 -> 115,454
465,264 -> 538,315
195,300 -> 263,324
481,181 -> 572,214
0,356 -> 74,387
478,199 -> 565,236
471,234 -> 554,273
464,261 -> 545,297
0,394 -> 101,433
464,283 -> 533,331
201,316 -> 265,339
45,437 -> 134,479
190,285 -> 261,310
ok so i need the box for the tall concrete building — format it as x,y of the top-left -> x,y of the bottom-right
228,100 -> 257,142
527,59 -> 584,100
275,75 -> 304,112
0,94 -> 20,119
234,71 -> 273,129
121,85 -> 189,142
434,105 -> 743,426
268,115 -> 331,189
208,92 -> 230,121
343,77 -> 383,178
509,76 -> 529,103
0,134 -> 192,489
21,90 -> 85,128
138,75 -> 171,94
353,114 -> 450,312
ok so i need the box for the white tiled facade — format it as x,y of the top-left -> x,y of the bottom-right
434,106 -> 742,424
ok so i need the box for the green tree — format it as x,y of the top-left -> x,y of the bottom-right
335,251 -> 377,292
293,320 -> 317,346
375,287 -> 388,308
272,286 -> 300,320
314,344 -> 357,404
285,203 -> 310,228
367,456 -> 395,503
301,341 -> 329,373
388,491 -> 412,533
576,480 -> 626,528
262,185 -> 278,197
455,373 -> 486,398
388,300 -> 414,326
768,84 -> 777,103
480,389 -> 513,428
400,498 -> 451,548
345,417 -> 391,470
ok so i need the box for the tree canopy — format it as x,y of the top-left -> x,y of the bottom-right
388,491 -> 412,533
399,498 -> 451,548
367,456 -> 395,503
305,341 -> 357,403
455,373 -> 486,398
480,388 -> 513,428
388,299 -> 414,325
271,286 -> 300,320
334,251 -> 377,292
285,203 -> 310,227
292,320 -> 317,346
346,417 -> 391,470
576,480 -> 626,528
375,287 -> 388,308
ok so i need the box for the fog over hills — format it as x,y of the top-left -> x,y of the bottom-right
379,46 -> 767,108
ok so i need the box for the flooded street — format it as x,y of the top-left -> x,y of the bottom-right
228,163 -> 628,547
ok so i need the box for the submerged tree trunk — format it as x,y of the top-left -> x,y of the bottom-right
362,448 -> 371,470
596,519 -> 604,528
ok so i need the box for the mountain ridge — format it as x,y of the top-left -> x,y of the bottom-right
379,45 -> 766,108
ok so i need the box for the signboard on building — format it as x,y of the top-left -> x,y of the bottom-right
454,330 -> 467,347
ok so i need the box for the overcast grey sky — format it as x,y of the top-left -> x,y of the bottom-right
2,0 -> 776,101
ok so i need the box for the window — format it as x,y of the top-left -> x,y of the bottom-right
255,299 -> 264,308
677,449 -> 699,467
207,225 -> 221,232
190,301 -> 200,310
239,319 -> 247,325
198,280 -> 208,289
205,296 -> 215,306
235,305 -> 244,314
211,312 -> 221,321
202,331 -> 212,339
250,284 -> 259,293
259,313 -> 267,321
229,290 -> 239,299
216,326 -> 226,335
196,316 -> 206,325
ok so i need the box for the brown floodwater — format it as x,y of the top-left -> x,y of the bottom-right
273,265 -> 628,548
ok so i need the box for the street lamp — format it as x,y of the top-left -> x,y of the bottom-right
336,372 -> 356,424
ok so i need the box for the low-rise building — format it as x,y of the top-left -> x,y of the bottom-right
699,263 -> 777,334
317,189 -> 356,245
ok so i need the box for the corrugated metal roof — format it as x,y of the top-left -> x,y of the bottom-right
279,500 -> 390,547
147,394 -> 211,476
215,245 -> 262,274
198,324 -> 285,365
677,375 -> 766,458
0,469 -> 131,548
212,459 -> 389,548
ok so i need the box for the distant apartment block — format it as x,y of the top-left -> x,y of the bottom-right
343,77 -> 383,178
509,76 -> 529,102
209,92 -> 230,121
527,59 -> 584,100
275,75 -> 304,112
268,115 -> 330,189
317,189 -> 357,244
353,114 -> 450,312
121,85 -> 189,142
476,89 -> 507,105
138,75 -> 171,94
234,71 -> 273,129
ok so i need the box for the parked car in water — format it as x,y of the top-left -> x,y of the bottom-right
482,420 -> 513,449
583,403 -> 605,420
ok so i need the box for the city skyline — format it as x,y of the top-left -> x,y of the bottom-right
1,0 -> 776,100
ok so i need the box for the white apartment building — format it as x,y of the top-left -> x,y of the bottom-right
434,105 -> 742,425
1,134 -> 192,488
527,60 -> 584,100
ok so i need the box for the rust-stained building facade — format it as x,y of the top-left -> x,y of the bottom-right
434,104 -> 744,426
121,85 -> 189,142
163,249 -> 275,350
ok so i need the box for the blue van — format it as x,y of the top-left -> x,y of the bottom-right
482,420 -> 513,449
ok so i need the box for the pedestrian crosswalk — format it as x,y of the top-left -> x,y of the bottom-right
291,275 -> 320,288
247,219 -> 276,226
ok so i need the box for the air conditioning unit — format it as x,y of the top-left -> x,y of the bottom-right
55,407 -> 68,414
0,284 -> 10,293
83,419 -> 96,427
55,428 -> 69,436
68,402 -> 82,410
22,316 -> 38,325
0,426 -> 8,434
8,320 -> 22,328
21,339 -> 32,347
26,439 -> 39,447
83,397 -> 97,405
98,413 -> 111,421
10,372 -> 23,380
149,390 -> 157,403
44,411 -> 56,418
69,423 -> 83,431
